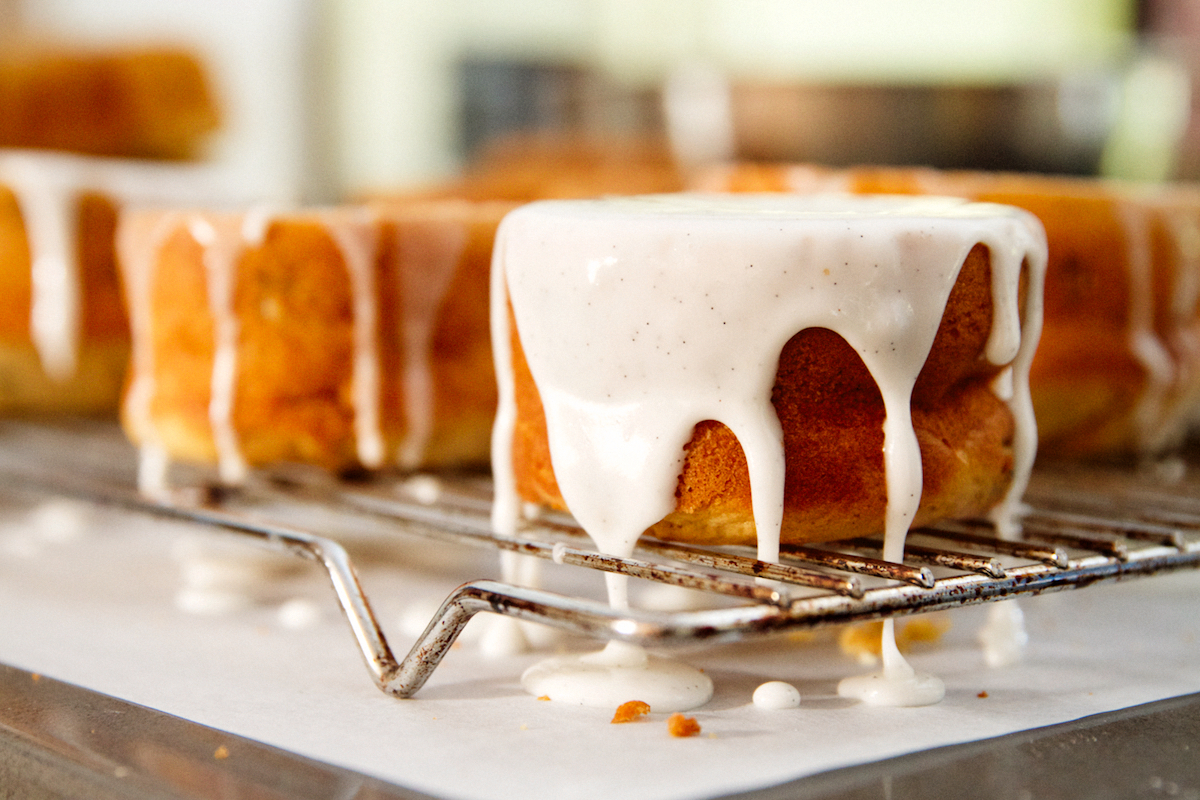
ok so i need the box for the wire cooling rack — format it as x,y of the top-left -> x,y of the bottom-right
1,420 -> 1197,699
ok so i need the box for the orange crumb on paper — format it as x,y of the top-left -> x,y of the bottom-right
537,695 -> 551,701
977,691 -> 989,698
667,713 -> 701,737
213,745 -> 229,760
612,700 -> 651,723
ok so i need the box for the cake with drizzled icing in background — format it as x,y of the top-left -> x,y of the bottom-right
697,163 -> 1200,458
0,42 -> 223,415
118,200 -> 512,493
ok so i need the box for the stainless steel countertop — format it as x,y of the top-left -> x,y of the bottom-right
4,663 -> 1198,799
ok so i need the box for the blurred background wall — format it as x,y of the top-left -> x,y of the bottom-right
6,0 -> 1197,202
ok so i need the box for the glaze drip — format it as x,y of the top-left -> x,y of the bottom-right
3,160 -> 81,381
776,163 -> 1200,456
1118,200 -> 1177,453
123,208 -> 388,488
393,213 -> 468,469
493,194 -> 1046,566
119,210 -> 185,497
324,211 -> 385,468
191,215 -> 250,485
0,150 -> 251,385
491,193 -> 1047,706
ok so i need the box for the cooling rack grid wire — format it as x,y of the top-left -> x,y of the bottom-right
0,419 -> 1197,699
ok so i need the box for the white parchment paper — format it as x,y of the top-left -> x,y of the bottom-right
0,493 -> 1197,800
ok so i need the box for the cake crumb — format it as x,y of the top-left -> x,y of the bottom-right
667,713 -> 701,737
213,745 -> 229,760
978,690 -> 989,698
537,695 -> 551,701
30,673 -> 40,683
612,700 -> 651,723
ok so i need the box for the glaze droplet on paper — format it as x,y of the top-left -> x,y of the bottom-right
753,681 -> 801,710
521,640 -> 714,712
838,619 -> 945,707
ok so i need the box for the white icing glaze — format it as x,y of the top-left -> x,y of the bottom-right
175,586 -> 254,615
190,215 -> 251,485
499,550 -> 542,587
118,210 -> 187,497
492,193 -> 1046,708
752,681 -> 801,710
477,615 -> 532,658
0,149 -> 260,383
837,619 -> 945,707
521,640 -> 714,712
392,211 -> 468,469
493,193 -> 1045,567
1,157 -> 81,381
171,536 -> 302,615
636,583 -> 714,612
323,210 -> 385,469
977,599 -> 1028,668
26,498 -> 89,544
401,474 -> 443,505
663,63 -> 736,169
475,615 -> 562,657
1118,199 -> 1177,453
476,550 -> 555,656
0,498 -> 92,559
277,597 -> 323,630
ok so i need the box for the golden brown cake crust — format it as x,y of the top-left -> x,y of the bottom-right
509,245 -> 1019,546
0,43 -> 220,160
373,134 -> 685,203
